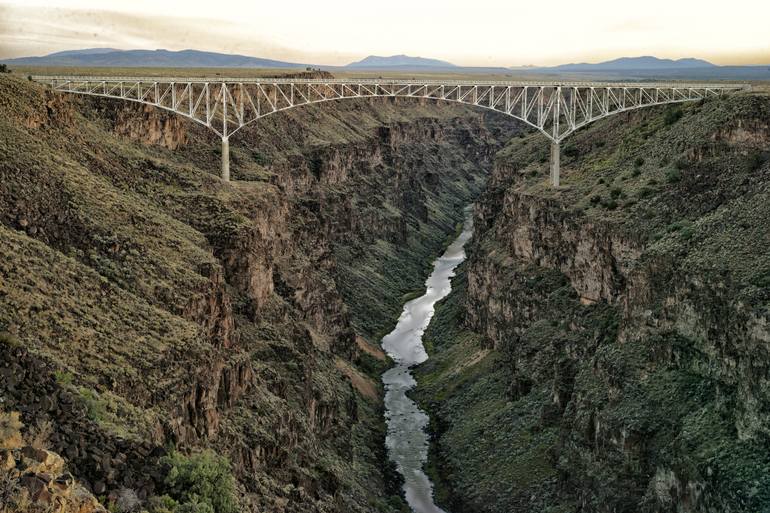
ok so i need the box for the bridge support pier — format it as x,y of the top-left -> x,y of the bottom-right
221,137 -> 230,182
550,141 -> 560,187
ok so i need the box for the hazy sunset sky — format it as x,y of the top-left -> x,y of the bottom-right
1,0 -> 768,66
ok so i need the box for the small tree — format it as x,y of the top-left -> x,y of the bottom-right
663,107 -> 683,126
0,64 -> 9,73
162,450 -> 237,513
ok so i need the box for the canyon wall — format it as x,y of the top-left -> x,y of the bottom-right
416,93 -> 770,513
0,75 -> 519,512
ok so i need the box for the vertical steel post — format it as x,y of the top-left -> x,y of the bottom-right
221,137 -> 230,182
550,141 -> 560,187
221,83 -> 230,182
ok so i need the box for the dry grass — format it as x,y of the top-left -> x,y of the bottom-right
335,358 -> 380,402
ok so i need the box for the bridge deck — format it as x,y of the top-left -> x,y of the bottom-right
30,75 -> 748,89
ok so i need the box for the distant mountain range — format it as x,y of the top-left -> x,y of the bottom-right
346,54 -> 456,68
544,56 -> 716,71
2,49 -> 767,79
3,49 -> 460,70
2,48 -> 308,68
523,55 -> 768,80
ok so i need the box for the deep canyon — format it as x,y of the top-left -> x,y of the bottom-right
1,73 -> 770,513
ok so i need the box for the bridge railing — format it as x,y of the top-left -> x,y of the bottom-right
30,75 -> 750,90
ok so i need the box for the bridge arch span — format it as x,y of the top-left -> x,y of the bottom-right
33,76 -> 747,185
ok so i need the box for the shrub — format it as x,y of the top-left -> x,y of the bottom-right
0,471 -> 24,513
146,495 -> 179,513
251,151 -> 269,166
0,411 -> 23,450
609,187 -> 622,199
177,497 -> 215,513
680,226 -> 695,240
666,220 -> 690,233
665,168 -> 682,183
666,220 -> 695,240
27,418 -> 53,450
634,157 -> 645,167
664,107 -> 683,126
747,151 -> 766,172
0,331 -> 21,348
563,143 -> 579,158
54,369 -> 74,386
0,64 -> 9,73
751,271 -> 770,289
590,195 -> 602,205
79,387 -> 108,422
637,187 -> 655,199
674,158 -> 689,170
116,488 -> 142,513
162,450 -> 237,513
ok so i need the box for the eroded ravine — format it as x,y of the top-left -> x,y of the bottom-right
381,207 -> 474,513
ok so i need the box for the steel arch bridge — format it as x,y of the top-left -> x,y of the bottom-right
33,76 -> 747,186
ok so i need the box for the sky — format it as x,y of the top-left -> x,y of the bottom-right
1,0 -> 769,66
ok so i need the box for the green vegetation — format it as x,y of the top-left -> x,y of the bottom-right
664,167 -> 682,183
748,150 -> 767,172
53,369 -> 74,386
0,331 -> 21,348
663,106 -> 683,125
159,451 -> 238,513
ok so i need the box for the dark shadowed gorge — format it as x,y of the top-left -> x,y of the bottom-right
2,72 -> 770,513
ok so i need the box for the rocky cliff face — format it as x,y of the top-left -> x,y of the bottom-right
0,75 -> 518,513
415,93 -> 770,513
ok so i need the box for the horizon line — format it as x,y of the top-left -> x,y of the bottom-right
3,47 -> 770,69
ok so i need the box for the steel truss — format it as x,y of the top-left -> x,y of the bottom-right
33,76 -> 747,184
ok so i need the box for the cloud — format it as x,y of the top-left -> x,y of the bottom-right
0,1 -> 767,66
0,4 -> 358,64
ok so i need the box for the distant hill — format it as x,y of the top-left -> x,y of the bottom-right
547,56 -> 716,71
346,55 -> 456,68
512,55 -> 767,80
2,48 -> 307,68
44,48 -> 123,58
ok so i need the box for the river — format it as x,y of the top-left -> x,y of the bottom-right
381,207 -> 474,513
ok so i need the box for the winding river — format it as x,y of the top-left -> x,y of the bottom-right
381,207 -> 474,513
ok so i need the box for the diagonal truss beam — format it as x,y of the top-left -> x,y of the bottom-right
33,75 -> 748,186
34,76 -> 747,143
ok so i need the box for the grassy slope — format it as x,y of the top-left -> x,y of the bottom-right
414,92 -> 770,513
495,94 -> 770,291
